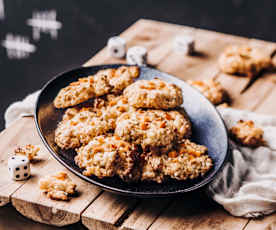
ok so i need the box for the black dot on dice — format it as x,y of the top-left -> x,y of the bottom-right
16,175 -> 20,179
22,159 -> 25,162
24,166 -> 27,170
12,157 -> 15,160
114,49 -> 118,53
24,173 -> 28,177
16,167 -> 19,171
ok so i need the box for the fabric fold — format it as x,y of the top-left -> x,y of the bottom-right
4,92 -> 276,218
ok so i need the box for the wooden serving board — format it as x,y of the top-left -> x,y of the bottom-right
1,19 -> 276,230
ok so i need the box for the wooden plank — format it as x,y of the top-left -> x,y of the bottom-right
158,22 -> 248,81
120,198 -> 171,230
80,19 -> 183,230
1,19 -> 276,229
0,204 -> 87,230
254,85 -> 276,115
244,213 -> 276,230
10,118 -> 102,227
148,195 -> 248,230
217,38 -> 276,110
233,73 -> 275,111
84,19 -> 185,68
0,117 -> 37,206
82,192 -> 138,230
82,19 -> 276,230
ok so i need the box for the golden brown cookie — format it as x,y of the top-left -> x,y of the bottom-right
39,171 -> 77,201
54,66 -> 140,108
115,109 -> 191,152
123,78 -> 183,109
187,79 -> 229,105
219,45 -> 272,77
230,120 -> 265,147
14,144 -> 40,160
140,139 -> 212,183
92,94 -> 135,130
55,107 -> 109,149
75,135 -> 138,182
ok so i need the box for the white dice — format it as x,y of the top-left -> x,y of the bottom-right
126,46 -> 147,66
8,155 -> 30,181
173,35 -> 195,55
107,36 -> 126,58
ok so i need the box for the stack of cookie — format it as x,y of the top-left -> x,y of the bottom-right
53,66 -> 213,183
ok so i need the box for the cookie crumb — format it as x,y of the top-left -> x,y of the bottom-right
230,120 -> 265,147
187,79 -> 229,105
39,171 -> 77,201
219,45 -> 272,77
14,144 -> 40,160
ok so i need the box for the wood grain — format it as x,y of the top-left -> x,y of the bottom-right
148,195 -> 249,230
0,117 -> 37,207
244,214 -> 276,230
254,85 -> 276,115
0,204 -> 87,230
120,198 -> 172,230
1,19 -> 276,229
82,192 -> 138,230
80,19 -> 187,230
10,118 -> 102,226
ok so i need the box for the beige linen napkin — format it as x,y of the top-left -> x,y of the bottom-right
208,107 -> 276,218
4,91 -> 276,218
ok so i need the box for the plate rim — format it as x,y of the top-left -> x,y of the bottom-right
34,64 -> 230,198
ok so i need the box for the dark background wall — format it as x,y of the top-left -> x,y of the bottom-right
0,0 -> 275,130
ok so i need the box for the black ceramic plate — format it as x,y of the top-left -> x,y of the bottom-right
35,64 -> 229,198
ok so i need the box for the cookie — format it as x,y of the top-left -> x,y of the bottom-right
187,79 -> 229,105
14,144 -> 40,160
93,94 -> 135,129
123,78 -> 183,109
108,66 -> 140,93
140,139 -> 212,183
75,135 -> 138,181
140,152 -> 165,183
54,107 -> 109,149
39,171 -> 77,201
219,45 -> 272,77
115,109 -> 191,152
54,66 -> 140,108
163,139 -> 212,181
230,120 -> 265,147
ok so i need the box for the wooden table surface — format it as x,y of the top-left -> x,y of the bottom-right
1,19 -> 276,230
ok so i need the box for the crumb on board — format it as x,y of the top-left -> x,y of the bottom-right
14,144 -> 40,161
187,79 -> 229,105
39,171 -> 77,201
218,45 -> 272,78
230,120 -> 265,147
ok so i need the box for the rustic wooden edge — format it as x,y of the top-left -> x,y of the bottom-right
147,195 -> 249,230
81,192 -> 139,230
80,19 -> 194,230
0,117 -> 33,206
81,18 -> 276,230
244,213 -> 276,230
11,198 -> 80,227
0,19 -> 276,229
120,198 -> 172,230
8,118 -> 102,226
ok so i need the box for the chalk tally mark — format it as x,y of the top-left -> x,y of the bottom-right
1,34 -> 36,59
26,10 -> 62,40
